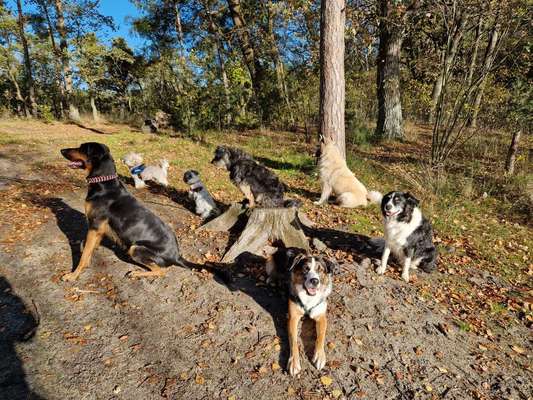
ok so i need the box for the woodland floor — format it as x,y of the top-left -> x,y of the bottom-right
0,119 -> 531,400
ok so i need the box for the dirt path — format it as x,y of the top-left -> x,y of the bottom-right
0,138 -> 531,400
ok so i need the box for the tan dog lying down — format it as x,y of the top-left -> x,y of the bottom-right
315,142 -> 381,207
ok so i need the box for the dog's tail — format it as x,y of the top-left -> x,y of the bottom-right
419,248 -> 438,273
173,256 -> 233,285
367,191 -> 383,205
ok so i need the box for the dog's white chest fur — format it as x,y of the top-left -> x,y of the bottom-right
384,207 -> 422,259
294,282 -> 331,319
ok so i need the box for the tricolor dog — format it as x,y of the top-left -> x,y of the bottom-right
377,191 -> 437,282
211,146 -> 286,208
266,247 -> 338,376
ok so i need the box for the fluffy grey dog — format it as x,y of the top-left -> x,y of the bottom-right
183,170 -> 220,219
122,152 -> 169,189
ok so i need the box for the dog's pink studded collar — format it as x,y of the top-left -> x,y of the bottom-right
86,174 -> 118,184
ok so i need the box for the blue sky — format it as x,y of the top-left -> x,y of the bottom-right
99,0 -> 144,50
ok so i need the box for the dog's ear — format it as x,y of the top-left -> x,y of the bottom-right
288,252 -> 306,271
405,192 -> 419,207
191,170 -> 199,175
321,257 -> 340,275
84,143 -> 110,160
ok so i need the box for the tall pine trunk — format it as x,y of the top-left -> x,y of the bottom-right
39,0 -> 65,118
16,0 -> 37,117
376,29 -> 403,140
375,0 -> 405,140
54,0 -> 79,121
319,0 -> 346,158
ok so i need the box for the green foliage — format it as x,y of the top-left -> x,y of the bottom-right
37,104 -> 54,123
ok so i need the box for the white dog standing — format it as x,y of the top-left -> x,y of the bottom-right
122,152 -> 169,189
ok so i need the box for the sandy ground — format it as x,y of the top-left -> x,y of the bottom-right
0,131 -> 531,400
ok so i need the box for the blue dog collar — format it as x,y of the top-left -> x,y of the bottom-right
130,164 -> 146,175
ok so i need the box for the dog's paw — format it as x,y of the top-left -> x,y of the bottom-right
313,200 -> 323,205
312,349 -> 326,370
288,356 -> 301,376
376,266 -> 386,275
61,272 -> 78,282
401,272 -> 410,282
126,271 -> 140,279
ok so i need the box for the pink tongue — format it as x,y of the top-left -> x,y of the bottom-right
307,287 -> 317,296
68,161 -> 83,168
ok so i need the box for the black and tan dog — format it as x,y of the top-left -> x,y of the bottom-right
211,146 -> 285,207
266,246 -> 338,376
60,142 -> 189,281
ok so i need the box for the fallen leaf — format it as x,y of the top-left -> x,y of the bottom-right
511,345 -> 526,355
195,375 -> 205,385
179,372 -> 188,381
271,362 -> 281,372
332,389 -> 342,398
425,384 -> 433,392
321,375 -> 333,386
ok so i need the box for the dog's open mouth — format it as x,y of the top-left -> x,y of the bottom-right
385,210 -> 400,217
68,160 -> 84,169
305,286 -> 318,296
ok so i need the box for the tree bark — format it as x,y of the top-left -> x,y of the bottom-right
266,1 -> 293,125
469,21 -> 500,128
38,0 -> 65,117
505,130 -> 521,176
54,0 -> 80,121
16,0 -> 37,117
319,0 -> 346,158
466,15 -> 483,87
90,94 -> 99,122
375,0 -> 412,141
202,1 -> 231,126
429,12 -> 467,123
226,0 -> 264,119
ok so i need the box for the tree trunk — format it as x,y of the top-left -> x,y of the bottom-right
429,13 -> 467,123
203,1 -> 231,126
469,22 -> 500,128
466,15 -> 483,87
376,30 -> 403,140
226,0 -> 264,120
54,0 -> 79,121
39,0 -> 65,118
505,130 -> 521,176
319,0 -> 346,158
90,94 -> 99,122
266,1 -> 293,125
16,0 -> 37,117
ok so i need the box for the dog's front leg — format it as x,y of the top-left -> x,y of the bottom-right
376,246 -> 390,275
401,249 -> 414,282
314,183 -> 332,205
239,184 -> 255,207
287,299 -> 303,376
62,227 -> 104,281
312,312 -> 327,370
133,174 -> 146,189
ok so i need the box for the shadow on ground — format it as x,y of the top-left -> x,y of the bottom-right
28,196 -> 134,271
0,277 -> 43,400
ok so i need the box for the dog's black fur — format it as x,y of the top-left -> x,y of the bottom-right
211,146 -> 286,208
60,142 -> 218,280
381,191 -> 437,272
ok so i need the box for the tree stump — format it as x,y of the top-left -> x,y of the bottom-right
200,203 -> 310,263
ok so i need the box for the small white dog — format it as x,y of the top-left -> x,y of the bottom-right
183,170 -> 220,219
122,152 -> 169,189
